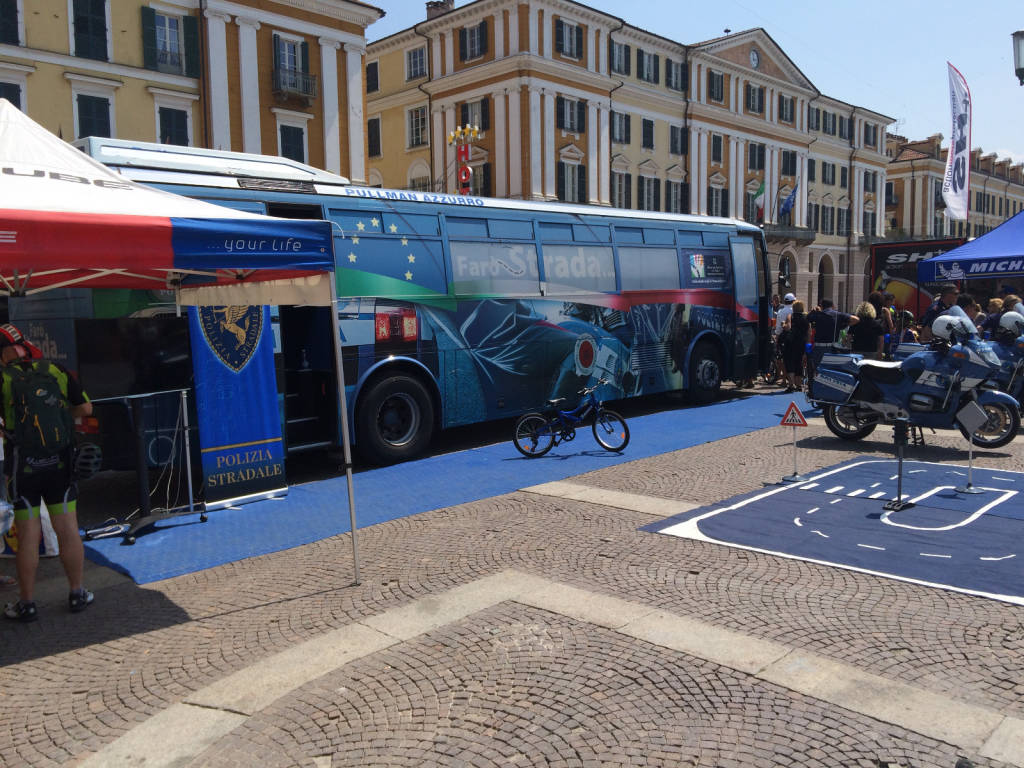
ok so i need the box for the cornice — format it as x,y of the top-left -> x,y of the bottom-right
608,24 -> 686,56
691,51 -> 816,99
367,29 -> 423,55
367,89 -> 428,112
268,0 -> 383,26
0,45 -> 196,89
206,0 -> 370,44
413,0 -> 511,36
695,29 -> 814,93
421,52 -> 613,97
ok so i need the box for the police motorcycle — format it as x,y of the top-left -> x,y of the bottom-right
810,306 -> 1020,448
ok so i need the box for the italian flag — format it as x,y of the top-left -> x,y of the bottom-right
753,180 -> 765,221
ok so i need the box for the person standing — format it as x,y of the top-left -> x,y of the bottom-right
782,300 -> 809,392
850,301 -> 885,360
774,293 -> 796,380
807,299 -> 859,373
919,284 -> 959,342
0,325 -> 93,623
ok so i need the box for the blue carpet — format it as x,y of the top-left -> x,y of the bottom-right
85,391 -> 809,583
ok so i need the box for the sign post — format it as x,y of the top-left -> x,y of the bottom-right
780,401 -> 808,483
955,401 -> 988,495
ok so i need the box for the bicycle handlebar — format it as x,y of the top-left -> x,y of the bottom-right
578,377 -> 610,396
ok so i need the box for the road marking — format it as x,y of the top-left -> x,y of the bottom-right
830,498 -> 843,504
847,489 -> 866,497
991,476 -> 1015,482
870,482 -> 882,488
800,483 -> 820,490
881,487 -> 1018,531
825,485 -> 844,493
793,517 -> 803,527
909,469 -> 927,474
920,553 -> 952,559
868,491 -> 887,499
980,554 -> 1016,561
857,544 -> 886,551
806,507 -> 819,514
811,530 -> 829,538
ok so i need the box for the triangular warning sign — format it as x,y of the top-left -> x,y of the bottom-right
780,401 -> 808,427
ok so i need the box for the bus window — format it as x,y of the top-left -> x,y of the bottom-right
539,222 -> 572,241
488,219 -> 533,239
702,231 -> 730,247
618,247 -> 679,290
200,198 -> 267,215
677,230 -> 702,247
683,250 -> 731,289
615,227 -> 644,244
328,209 -> 382,235
541,245 -> 615,294
643,228 -> 674,245
382,212 -> 440,236
572,223 -> 610,242
450,241 -> 540,296
446,217 -> 488,238
730,239 -> 758,308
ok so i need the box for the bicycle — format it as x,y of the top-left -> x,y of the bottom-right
512,378 -> 630,457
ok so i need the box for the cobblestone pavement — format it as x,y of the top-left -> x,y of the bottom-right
1,400 -> 1022,767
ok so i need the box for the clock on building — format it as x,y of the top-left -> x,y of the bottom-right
749,48 -> 760,69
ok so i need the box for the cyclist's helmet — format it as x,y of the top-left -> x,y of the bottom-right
932,314 -> 973,341
999,311 -> 1024,337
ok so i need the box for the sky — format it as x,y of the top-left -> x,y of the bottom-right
365,0 -> 1024,164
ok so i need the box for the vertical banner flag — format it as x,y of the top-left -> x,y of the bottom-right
188,306 -> 286,506
941,62 -> 971,220
753,180 -> 766,222
779,182 -> 798,219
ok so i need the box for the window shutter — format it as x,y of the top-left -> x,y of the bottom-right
0,0 -> 17,45
575,26 -> 583,57
623,45 -> 631,75
368,119 -> 381,156
141,7 -> 157,71
366,61 -> 379,92
555,96 -> 564,129
681,62 -> 688,91
480,98 -> 490,130
578,164 -> 587,203
0,82 -> 20,109
683,127 -> 688,154
636,48 -> 643,78
670,126 -> 677,154
759,144 -> 765,168
555,19 -> 564,53
721,190 -> 728,217
654,179 -> 661,211
625,174 -> 632,208
624,114 -> 631,144
557,161 -> 566,200
577,100 -> 586,132
665,58 -> 672,88
459,28 -> 467,61
479,20 -> 488,55
653,55 -> 660,84
637,177 -> 644,209
273,34 -> 281,67
707,70 -> 713,99
483,163 -> 492,196
183,15 -> 200,78
460,103 -> 469,126
301,40 -> 310,73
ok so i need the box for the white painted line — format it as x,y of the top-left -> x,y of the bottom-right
909,469 -> 927,474
830,498 -> 842,504
799,483 -> 819,490
793,517 -> 803,527
825,485 -> 844,493
868,491 -> 887,499
811,530 -> 829,538
991,476 -> 1015,482
920,553 -> 952,559
870,482 -> 882,488
882,487 -> 1018,531
951,470 -> 966,476
847,489 -> 866,497
980,554 -> 1016,561
889,474 -> 898,480
857,544 -> 886,551
806,507 -> 819,514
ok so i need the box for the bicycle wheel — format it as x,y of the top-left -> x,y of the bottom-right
513,412 -> 555,457
592,409 -> 630,452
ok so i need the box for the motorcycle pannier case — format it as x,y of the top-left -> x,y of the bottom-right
810,368 -> 858,404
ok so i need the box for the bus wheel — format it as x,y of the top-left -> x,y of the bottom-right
689,343 -> 722,403
356,375 -> 435,465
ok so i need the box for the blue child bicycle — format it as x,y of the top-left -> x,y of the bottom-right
512,378 -> 630,457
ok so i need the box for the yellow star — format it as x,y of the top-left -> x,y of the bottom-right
356,221 -> 365,231
389,223 -> 398,233
404,270 -> 413,281
407,254 -> 416,263
401,237 -> 408,246
348,252 -> 357,262
370,217 -> 379,228
351,236 -> 359,245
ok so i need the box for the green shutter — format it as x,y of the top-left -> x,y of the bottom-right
141,7 -> 157,70
555,19 -> 563,53
458,28 -> 467,61
577,100 -> 585,132
183,15 -> 200,78
577,164 -> 586,203
555,96 -> 564,130
480,98 -> 489,130
479,20 -> 487,55
557,161 -> 565,200
301,40 -> 309,73
0,0 -> 17,45
482,163 -> 492,196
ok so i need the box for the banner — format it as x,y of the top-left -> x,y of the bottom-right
941,62 -> 971,220
188,306 -> 286,506
871,238 -> 965,317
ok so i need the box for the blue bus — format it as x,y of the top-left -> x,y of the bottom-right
79,139 -> 772,464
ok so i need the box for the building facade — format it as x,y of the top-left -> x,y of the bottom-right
366,0 -> 893,309
885,133 -> 1024,243
0,0 -> 381,180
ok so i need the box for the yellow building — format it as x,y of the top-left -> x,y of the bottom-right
0,0 -> 381,180
366,0 -> 893,309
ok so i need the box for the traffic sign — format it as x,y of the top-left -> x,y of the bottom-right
781,401 -> 808,427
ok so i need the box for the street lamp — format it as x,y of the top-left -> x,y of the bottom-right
1013,30 -> 1024,85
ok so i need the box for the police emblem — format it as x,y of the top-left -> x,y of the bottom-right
198,306 -> 264,372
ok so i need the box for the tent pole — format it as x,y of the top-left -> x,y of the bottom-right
329,274 -> 360,585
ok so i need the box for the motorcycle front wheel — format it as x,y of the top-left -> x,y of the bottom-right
959,401 -> 1020,449
823,405 -> 878,441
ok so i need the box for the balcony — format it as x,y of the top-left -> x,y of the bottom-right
885,194 -> 899,207
273,67 -> 318,103
762,223 -> 816,244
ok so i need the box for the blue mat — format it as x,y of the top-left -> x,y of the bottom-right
645,459 -> 1024,606
85,391 -> 808,583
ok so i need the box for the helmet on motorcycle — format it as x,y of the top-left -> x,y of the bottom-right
931,314 -> 974,342
999,311 -> 1024,336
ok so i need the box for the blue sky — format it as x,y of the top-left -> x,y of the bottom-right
367,0 -> 1024,163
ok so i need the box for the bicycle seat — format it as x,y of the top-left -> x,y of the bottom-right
546,397 -> 567,407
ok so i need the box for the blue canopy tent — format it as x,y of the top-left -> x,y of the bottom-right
918,211 -> 1024,283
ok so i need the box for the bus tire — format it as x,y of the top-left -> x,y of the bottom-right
689,342 -> 722,403
356,374 -> 435,465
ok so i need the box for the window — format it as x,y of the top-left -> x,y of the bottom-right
469,162 -> 492,196
555,19 -> 582,59
807,106 -> 820,131
822,111 -> 837,135
460,98 -> 490,131
864,170 -> 877,193
0,82 -> 20,109
840,166 -> 848,189
73,0 -> 108,61
745,83 -> 764,114
885,180 -> 895,206
0,0 -> 17,45
641,118 -> 654,150
76,93 -> 110,138
542,245 -> 615,293
637,176 -> 659,210
367,117 -> 381,157
459,20 -> 487,61
778,94 -> 794,123
666,59 -> 687,92
407,105 -> 428,147
822,162 -> 836,186
279,124 -> 304,162
158,106 -> 188,145
408,175 -> 431,192
837,207 -> 850,237
142,9 -> 200,77
807,158 -> 816,182
747,142 -> 765,171
711,134 -> 723,164
863,210 -> 876,236
636,48 -> 659,84
708,186 -> 728,217
154,12 -> 181,73
665,180 -> 688,213
864,122 -> 878,147
838,115 -> 852,140
780,150 -> 797,177
611,111 -> 630,144
557,161 -> 585,203
366,61 -> 379,93
669,125 -> 687,156
807,202 -> 819,230
273,34 -> 314,98
406,46 -> 427,79
556,96 -> 585,133
707,70 -> 724,103
451,241 -> 539,295
619,247 -> 678,290
612,172 -> 631,208
821,205 -> 835,235
744,192 -> 759,223
610,41 -> 630,75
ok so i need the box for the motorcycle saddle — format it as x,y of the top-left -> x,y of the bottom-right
856,359 -> 904,385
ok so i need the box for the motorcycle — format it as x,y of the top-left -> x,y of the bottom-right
810,306 -> 1020,448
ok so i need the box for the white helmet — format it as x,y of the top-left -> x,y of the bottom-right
932,314 -> 974,341
1000,311 -> 1024,336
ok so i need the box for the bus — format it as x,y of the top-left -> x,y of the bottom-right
78,138 -> 773,464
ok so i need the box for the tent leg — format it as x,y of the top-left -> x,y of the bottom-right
330,276 -> 360,585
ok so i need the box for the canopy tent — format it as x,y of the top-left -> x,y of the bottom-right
0,99 -> 360,582
918,210 -> 1024,283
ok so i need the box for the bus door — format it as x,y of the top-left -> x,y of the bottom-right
278,306 -> 337,453
729,236 -> 761,381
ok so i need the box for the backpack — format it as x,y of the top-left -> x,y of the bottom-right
4,361 -> 73,460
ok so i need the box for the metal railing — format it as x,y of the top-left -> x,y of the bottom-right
273,67 -> 318,100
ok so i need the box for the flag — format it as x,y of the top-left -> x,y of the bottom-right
941,62 -> 971,220
779,182 -> 798,218
753,180 -> 765,221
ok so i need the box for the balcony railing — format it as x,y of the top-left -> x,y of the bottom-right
273,67 -> 318,101
762,223 -> 816,244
